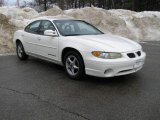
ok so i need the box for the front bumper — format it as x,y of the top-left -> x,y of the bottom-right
84,51 -> 146,78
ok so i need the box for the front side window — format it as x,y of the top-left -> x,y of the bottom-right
25,21 -> 41,34
39,20 -> 56,35
54,20 -> 103,36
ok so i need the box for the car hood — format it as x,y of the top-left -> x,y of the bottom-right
66,34 -> 141,52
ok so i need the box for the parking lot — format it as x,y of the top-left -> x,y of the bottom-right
0,41 -> 160,120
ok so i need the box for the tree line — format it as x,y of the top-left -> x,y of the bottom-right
34,0 -> 135,11
0,0 -> 159,12
34,0 -> 160,11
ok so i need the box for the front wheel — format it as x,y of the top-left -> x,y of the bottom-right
64,51 -> 85,80
16,42 -> 28,60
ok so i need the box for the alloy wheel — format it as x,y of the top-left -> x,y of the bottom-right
17,44 -> 23,58
66,55 -> 79,76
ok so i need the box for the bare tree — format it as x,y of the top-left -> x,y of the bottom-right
59,0 -> 65,10
111,0 -> 115,8
0,0 -> 4,6
44,0 -> 47,11
17,0 -> 20,6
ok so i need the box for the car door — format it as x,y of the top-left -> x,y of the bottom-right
23,20 -> 41,54
37,20 -> 59,60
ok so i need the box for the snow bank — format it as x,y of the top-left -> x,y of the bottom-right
0,6 -> 160,54
108,9 -> 160,41
0,6 -> 39,54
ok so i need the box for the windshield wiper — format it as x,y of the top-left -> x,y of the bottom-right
64,34 -> 82,36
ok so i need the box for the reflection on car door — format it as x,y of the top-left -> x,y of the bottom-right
23,20 -> 41,54
37,20 -> 59,60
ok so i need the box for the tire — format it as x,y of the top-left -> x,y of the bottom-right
64,51 -> 85,80
16,41 -> 28,60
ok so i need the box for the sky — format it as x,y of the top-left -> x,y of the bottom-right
4,0 -> 34,5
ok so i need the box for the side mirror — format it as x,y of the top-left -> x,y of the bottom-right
44,30 -> 58,37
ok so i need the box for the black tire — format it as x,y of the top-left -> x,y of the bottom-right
16,41 -> 28,60
64,51 -> 85,80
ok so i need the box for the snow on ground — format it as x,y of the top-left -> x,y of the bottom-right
0,6 -> 160,54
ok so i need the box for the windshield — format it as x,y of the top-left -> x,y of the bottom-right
54,20 -> 104,36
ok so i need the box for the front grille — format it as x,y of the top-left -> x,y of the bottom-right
137,51 -> 141,56
127,53 -> 136,58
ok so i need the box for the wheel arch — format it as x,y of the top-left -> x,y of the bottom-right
61,47 -> 85,66
15,39 -> 22,45
15,39 -> 27,54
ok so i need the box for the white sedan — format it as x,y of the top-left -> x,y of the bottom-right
13,16 -> 146,79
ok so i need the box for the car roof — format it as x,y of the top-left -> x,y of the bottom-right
26,16 -> 83,27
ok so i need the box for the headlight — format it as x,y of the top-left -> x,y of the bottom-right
91,51 -> 122,59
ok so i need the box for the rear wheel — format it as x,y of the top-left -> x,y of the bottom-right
64,51 -> 85,80
16,41 -> 28,60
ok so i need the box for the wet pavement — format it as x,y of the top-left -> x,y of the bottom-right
0,41 -> 160,120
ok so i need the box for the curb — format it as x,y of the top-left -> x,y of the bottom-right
0,53 -> 16,56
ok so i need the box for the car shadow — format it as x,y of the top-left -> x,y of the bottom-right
26,57 -> 141,86
20,57 -> 142,96
83,73 -> 140,84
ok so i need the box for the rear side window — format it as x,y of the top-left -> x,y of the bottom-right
25,21 -> 41,34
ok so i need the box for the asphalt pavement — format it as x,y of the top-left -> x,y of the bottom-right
0,41 -> 160,120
